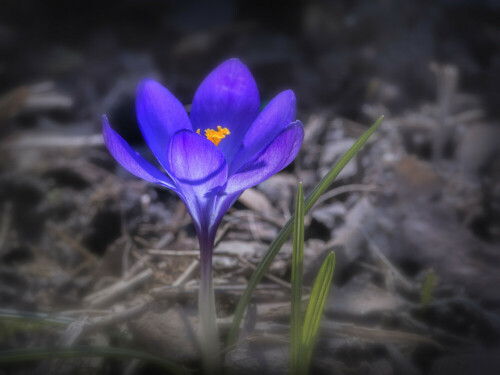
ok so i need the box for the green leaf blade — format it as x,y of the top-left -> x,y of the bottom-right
420,269 -> 436,307
302,252 -> 335,371
290,183 -> 305,375
226,115 -> 383,349
304,115 -> 383,213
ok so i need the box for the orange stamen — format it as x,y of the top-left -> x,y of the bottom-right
196,126 -> 230,146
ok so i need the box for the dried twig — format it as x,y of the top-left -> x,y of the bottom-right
150,282 -> 280,298
84,269 -> 154,308
172,260 -> 199,287
237,256 -> 291,289
1,134 -> 103,150
214,221 -> 232,247
148,249 -> 292,289
47,222 -> 98,263
57,295 -> 154,347
363,230 -> 414,292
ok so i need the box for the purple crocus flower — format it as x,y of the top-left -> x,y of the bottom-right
102,58 -> 303,370
103,58 -> 303,258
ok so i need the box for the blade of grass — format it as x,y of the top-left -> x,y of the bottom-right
290,183 -> 305,375
420,269 -> 436,307
0,309 -> 73,325
0,310 -> 73,339
301,252 -> 335,372
226,115 -> 383,348
0,346 -> 190,374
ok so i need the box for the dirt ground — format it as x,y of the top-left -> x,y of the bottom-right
0,1 -> 500,374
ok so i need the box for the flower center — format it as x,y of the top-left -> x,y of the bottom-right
196,126 -> 230,146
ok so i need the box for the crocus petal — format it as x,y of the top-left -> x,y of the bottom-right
102,116 -> 177,190
224,121 -> 304,196
229,90 -> 296,175
136,79 -> 191,171
190,59 -> 260,164
169,130 -> 228,230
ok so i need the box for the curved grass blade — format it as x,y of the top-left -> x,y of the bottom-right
0,309 -> 73,325
301,252 -> 335,372
0,346 -> 190,374
290,183 -> 305,375
227,115 -> 383,348
0,309 -> 73,339
420,269 -> 436,307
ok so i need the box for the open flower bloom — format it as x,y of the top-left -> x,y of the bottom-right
103,58 -> 303,256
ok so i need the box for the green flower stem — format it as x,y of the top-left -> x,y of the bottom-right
199,235 -> 220,374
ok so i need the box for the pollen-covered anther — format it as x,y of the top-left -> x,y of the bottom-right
198,126 -> 230,146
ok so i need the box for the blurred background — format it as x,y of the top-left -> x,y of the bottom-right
1,0 -> 500,374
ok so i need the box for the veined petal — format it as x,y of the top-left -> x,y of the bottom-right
102,116 -> 177,190
190,58 -> 260,164
211,192 -> 242,238
136,79 -> 191,171
224,121 -> 304,196
229,90 -> 296,175
169,130 -> 228,229
283,121 -> 305,166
